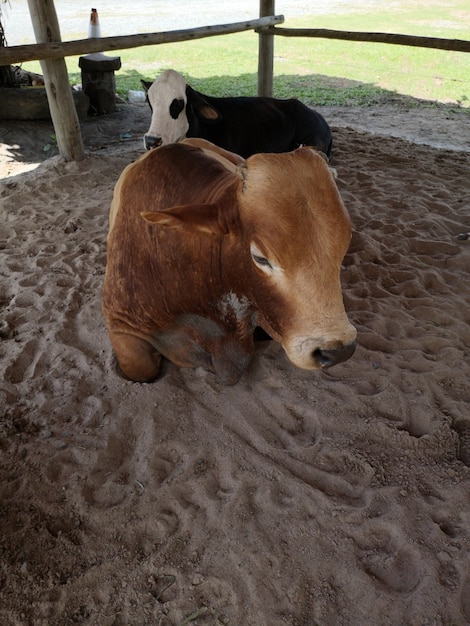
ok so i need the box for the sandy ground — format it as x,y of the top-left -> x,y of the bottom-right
1,100 -> 470,625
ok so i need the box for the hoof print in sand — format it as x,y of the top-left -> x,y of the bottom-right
354,521 -> 423,593
452,419 -> 470,466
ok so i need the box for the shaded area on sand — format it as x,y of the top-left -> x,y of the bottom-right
1,96 -> 470,179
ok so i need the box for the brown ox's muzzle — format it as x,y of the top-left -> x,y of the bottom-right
312,339 -> 357,369
282,322 -> 357,371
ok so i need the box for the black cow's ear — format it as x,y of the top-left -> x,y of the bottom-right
141,80 -> 153,92
186,85 -> 220,121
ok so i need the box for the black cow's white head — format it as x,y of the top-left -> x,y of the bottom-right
141,69 -> 188,150
142,69 -> 221,151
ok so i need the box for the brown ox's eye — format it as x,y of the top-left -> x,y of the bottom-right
252,254 -> 272,269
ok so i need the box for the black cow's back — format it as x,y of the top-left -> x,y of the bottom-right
186,93 -> 332,158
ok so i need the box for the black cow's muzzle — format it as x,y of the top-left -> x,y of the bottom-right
144,134 -> 163,150
312,340 -> 357,369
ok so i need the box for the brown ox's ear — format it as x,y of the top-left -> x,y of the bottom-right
141,204 -> 228,235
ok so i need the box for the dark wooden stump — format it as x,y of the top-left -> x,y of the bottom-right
0,86 -> 89,120
78,53 -> 121,116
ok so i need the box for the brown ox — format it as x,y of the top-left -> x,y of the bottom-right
102,138 -> 356,385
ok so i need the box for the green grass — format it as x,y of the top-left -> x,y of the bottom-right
21,0 -> 470,108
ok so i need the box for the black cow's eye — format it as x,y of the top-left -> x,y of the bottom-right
253,255 -> 272,268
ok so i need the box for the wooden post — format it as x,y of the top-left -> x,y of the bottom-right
27,0 -> 85,161
79,54 -> 121,115
258,0 -> 275,96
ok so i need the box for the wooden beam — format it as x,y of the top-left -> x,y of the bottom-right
258,0 -> 275,97
26,0 -> 85,161
267,27 -> 470,53
0,16 -> 285,65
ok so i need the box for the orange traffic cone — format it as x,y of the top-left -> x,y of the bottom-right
88,8 -> 102,38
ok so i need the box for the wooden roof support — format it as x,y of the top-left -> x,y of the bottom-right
258,0 -> 275,97
26,0 -> 85,161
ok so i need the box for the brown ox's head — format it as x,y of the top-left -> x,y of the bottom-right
142,142 -> 356,371
237,147 -> 356,370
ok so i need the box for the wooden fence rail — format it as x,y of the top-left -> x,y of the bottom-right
262,26 -> 470,53
0,16 -> 284,66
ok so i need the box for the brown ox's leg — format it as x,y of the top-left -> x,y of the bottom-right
109,331 -> 162,382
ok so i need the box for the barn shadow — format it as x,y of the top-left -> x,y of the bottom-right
1,70 -> 468,175
115,68 -> 469,109
115,68 -> 401,104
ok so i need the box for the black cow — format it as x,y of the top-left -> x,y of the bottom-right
141,69 -> 332,158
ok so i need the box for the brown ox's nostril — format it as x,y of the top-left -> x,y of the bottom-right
144,135 -> 163,150
313,340 -> 356,369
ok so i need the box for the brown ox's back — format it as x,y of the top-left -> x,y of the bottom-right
104,143 -> 240,334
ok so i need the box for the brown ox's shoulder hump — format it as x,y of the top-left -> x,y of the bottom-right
180,137 -> 245,172
111,142 -> 240,231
